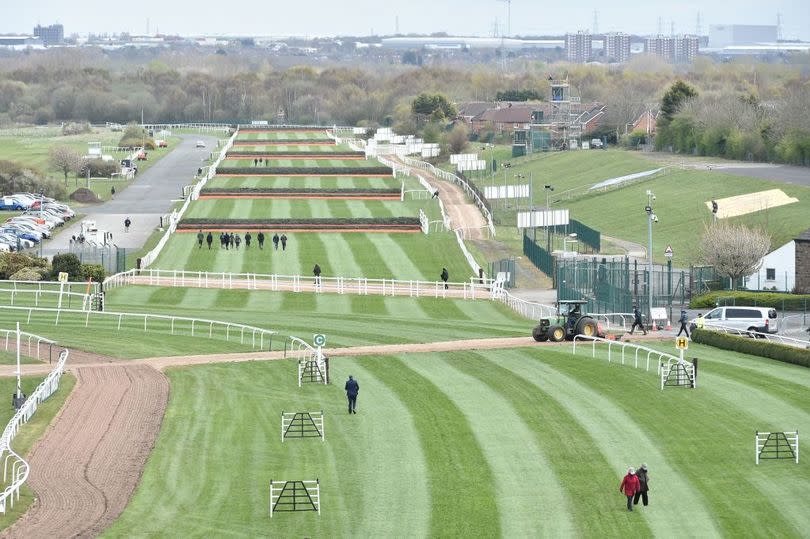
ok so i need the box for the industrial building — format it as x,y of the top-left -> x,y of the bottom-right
708,25 -> 777,48
566,31 -> 592,63
380,36 -> 563,50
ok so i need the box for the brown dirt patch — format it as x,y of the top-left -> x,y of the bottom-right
69,188 -> 102,204
2,364 -> 168,539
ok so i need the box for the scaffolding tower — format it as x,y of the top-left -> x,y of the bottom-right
545,78 -> 581,150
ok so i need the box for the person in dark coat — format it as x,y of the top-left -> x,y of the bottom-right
313,263 -> 322,286
345,375 -> 359,414
619,467 -> 640,511
244,231 -> 252,248
629,305 -> 647,335
633,464 -> 650,507
206,232 -> 213,249
280,233 -> 288,251
224,233 -> 231,250
432,189 -> 439,199
257,231 -> 265,249
234,233 -> 241,250
219,232 -> 225,249
124,217 -> 131,232
253,158 -> 258,166
272,233 -> 280,250
196,230 -> 204,249
676,310 -> 690,338
440,267 -> 449,289
111,185 -> 116,199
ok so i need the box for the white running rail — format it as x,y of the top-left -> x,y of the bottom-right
572,335 -> 681,372
0,347 -> 69,514
0,328 -> 58,362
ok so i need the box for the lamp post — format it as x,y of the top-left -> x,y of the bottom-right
543,184 -> 555,250
645,190 -> 657,321
515,173 -> 525,211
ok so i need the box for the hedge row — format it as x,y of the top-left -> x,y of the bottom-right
216,167 -> 393,176
691,291 -> 810,310
232,139 -> 335,145
691,329 -> 810,368
226,151 -> 363,157
200,188 -> 400,195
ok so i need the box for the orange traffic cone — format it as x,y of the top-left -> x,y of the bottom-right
651,321 -> 658,332
665,320 -> 672,330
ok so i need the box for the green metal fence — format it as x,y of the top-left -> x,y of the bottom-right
556,257 -> 688,316
523,232 -> 555,277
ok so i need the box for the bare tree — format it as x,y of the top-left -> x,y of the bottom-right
698,223 -> 771,289
48,146 -> 82,185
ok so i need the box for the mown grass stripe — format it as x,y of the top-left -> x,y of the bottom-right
499,350 -> 722,537
364,235 -> 423,280
361,357 -> 500,537
406,353 -> 576,538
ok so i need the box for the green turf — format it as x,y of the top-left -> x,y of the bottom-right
207,176 -> 399,190
228,144 -> 351,153
564,169 -> 810,264
153,230 -> 472,281
104,342 -> 810,537
235,131 -> 332,142
184,197 -> 423,220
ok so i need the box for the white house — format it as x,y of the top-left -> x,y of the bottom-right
743,240 -> 795,291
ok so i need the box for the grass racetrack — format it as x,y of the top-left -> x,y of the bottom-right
104,343 -> 810,537
183,198 -> 426,220
208,175 -> 400,190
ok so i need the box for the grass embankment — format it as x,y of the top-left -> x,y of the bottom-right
106,343 -> 810,536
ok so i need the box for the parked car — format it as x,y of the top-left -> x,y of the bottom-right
691,306 -> 778,335
24,211 -> 63,226
8,220 -> 50,238
156,139 -> 168,148
0,196 -> 29,211
0,233 -> 34,250
0,227 -> 39,244
195,140 -> 206,148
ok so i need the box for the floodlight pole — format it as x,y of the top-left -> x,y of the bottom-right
645,190 -> 656,322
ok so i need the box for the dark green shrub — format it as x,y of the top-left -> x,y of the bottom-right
81,263 -> 106,283
690,291 -> 810,310
692,329 -> 810,368
50,253 -> 83,281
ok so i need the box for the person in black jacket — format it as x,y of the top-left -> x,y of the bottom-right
345,375 -> 359,414
244,231 -> 252,249
206,232 -> 213,250
196,230 -> 204,249
257,231 -> 265,249
280,233 -> 288,251
676,310 -> 690,338
633,463 -> 650,507
440,267 -> 449,289
272,232 -> 280,250
313,263 -> 322,286
629,305 -> 647,335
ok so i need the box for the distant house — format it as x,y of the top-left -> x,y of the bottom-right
794,228 -> 810,293
744,240 -> 795,291
463,100 -> 606,136
633,109 -> 659,134
457,102 -> 496,129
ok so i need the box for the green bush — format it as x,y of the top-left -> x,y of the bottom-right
8,267 -> 44,281
0,252 -> 48,280
81,263 -> 106,283
692,329 -> 810,368
690,290 -> 810,310
50,253 -> 83,281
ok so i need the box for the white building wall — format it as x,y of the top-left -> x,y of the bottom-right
744,240 -> 795,291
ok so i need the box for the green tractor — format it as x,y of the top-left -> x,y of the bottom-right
532,300 -> 605,342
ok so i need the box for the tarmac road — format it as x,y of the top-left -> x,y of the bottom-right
39,134 -> 220,255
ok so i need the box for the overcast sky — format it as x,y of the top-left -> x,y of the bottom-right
5,0 -> 808,40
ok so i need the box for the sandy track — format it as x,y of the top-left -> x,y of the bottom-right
2,365 -> 168,539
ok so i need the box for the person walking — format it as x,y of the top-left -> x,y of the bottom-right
124,217 -> 131,233
313,263 -> 322,287
253,158 -> 258,167
633,464 -> 650,507
676,310 -> 690,338
206,232 -> 213,250
234,233 -> 241,250
196,230 -> 204,249
110,185 -> 116,200
345,375 -> 359,414
440,267 -> 449,290
629,305 -> 647,335
272,233 -> 280,251
257,231 -> 265,250
224,233 -> 230,250
244,231 -> 252,249
280,233 -> 288,251
695,313 -> 705,330
219,232 -> 225,249
619,467 -> 640,511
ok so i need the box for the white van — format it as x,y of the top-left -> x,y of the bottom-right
692,306 -> 778,335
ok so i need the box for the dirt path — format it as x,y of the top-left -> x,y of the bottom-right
2,365 -> 168,539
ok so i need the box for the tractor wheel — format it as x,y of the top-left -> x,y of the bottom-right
548,325 -> 566,342
532,326 -> 549,342
576,318 -> 598,338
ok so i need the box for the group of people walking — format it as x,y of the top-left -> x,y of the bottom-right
619,464 -> 651,511
196,231 -> 288,251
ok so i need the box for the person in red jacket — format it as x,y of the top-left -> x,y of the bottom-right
619,467 -> 641,511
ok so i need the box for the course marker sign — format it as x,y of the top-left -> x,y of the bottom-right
313,334 -> 326,347
665,245 -> 673,258
676,336 -> 689,350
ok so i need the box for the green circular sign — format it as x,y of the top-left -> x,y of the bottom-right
313,334 -> 326,347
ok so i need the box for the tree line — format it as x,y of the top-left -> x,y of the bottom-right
0,48 -> 808,165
